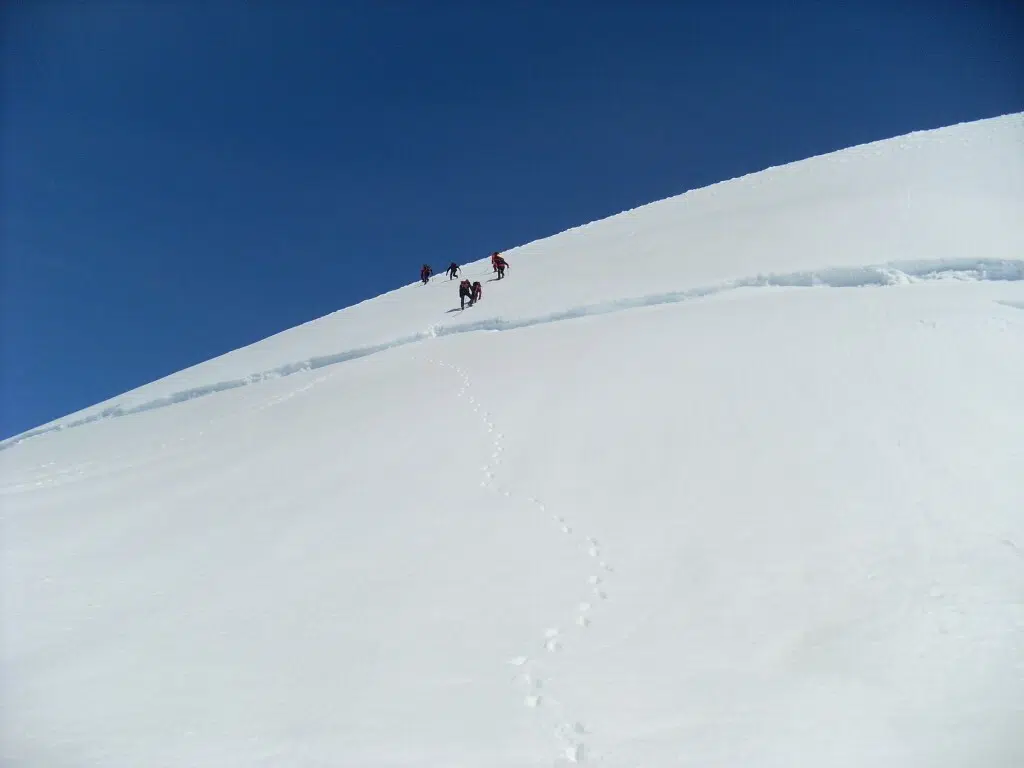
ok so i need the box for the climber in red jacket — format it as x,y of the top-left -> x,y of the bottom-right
493,255 -> 508,279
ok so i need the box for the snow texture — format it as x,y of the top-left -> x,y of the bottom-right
2,113 -> 1023,767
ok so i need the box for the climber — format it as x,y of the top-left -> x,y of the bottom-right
494,254 -> 509,279
471,281 -> 483,305
446,261 -> 460,280
420,264 -> 433,284
490,252 -> 501,273
459,278 -> 474,309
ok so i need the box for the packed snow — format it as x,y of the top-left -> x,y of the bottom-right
2,113 -> 1023,767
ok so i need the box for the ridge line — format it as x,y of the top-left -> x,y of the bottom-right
3,258 -> 1020,450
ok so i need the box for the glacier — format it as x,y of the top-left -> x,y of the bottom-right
2,113 -> 1023,767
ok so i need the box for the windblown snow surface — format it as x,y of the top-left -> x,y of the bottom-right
3,113 -> 1024,768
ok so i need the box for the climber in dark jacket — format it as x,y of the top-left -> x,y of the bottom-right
459,279 -> 473,309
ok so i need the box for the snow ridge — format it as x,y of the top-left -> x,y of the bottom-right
4,258 -> 1021,450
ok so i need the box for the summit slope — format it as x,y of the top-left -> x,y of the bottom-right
2,114 -> 1023,767
5,112 -> 1022,445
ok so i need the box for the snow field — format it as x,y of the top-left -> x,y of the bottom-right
3,112 -> 1024,766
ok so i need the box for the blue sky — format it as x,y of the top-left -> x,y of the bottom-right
2,0 -> 1021,438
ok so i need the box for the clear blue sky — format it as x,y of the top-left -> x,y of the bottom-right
2,0 -> 1021,438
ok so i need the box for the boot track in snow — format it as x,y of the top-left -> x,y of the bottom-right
428,355 -> 616,764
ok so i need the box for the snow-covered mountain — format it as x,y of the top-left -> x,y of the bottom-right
2,113 -> 1023,767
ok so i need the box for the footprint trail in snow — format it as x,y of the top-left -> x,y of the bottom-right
427,356 -> 617,764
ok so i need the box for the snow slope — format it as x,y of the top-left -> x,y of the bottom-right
5,111 -> 1023,446
2,113 -> 1023,767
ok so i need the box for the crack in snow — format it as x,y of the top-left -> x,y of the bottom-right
4,258 -> 1020,450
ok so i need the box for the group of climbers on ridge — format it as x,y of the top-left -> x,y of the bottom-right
419,251 -> 509,310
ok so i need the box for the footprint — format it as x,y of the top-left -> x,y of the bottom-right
544,628 -> 561,652
525,694 -> 542,707
521,674 -> 543,689
594,589 -> 608,600
555,723 -> 575,740
587,537 -> 599,546
600,562 -> 614,572
507,656 -> 529,666
588,575 -> 602,586
561,525 -> 572,534
577,615 -> 590,628
565,743 -> 585,763
588,546 -> 600,558
579,602 -> 591,612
